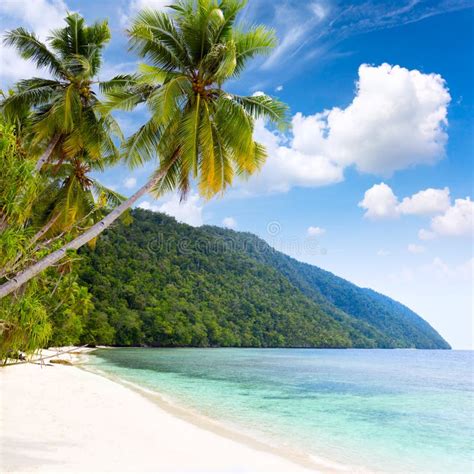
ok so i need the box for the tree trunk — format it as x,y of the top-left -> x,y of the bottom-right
0,214 -> 7,233
32,214 -> 60,244
0,171 -> 163,300
35,134 -> 61,172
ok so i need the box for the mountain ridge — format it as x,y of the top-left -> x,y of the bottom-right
77,209 -> 450,349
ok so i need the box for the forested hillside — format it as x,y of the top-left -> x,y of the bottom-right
75,209 -> 450,349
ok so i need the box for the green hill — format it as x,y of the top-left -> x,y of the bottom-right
77,209 -> 450,349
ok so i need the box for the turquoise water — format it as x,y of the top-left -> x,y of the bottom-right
88,349 -> 473,472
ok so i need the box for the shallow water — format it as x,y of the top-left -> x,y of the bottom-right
88,348 -> 473,472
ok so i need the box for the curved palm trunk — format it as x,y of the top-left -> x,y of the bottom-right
35,134 -> 60,172
0,171 -> 163,299
0,214 -> 7,233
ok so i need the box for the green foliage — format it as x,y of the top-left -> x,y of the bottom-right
2,13 -> 120,164
47,274 -> 94,346
77,209 -> 450,349
102,0 -> 289,198
0,122 -> 38,228
0,113 -> 95,359
0,270 -> 94,359
0,281 -> 51,361
1,13 -> 125,242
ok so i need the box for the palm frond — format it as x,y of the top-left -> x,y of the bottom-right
99,85 -> 150,113
231,93 -> 289,129
178,95 -> 202,177
91,180 -> 126,208
212,0 -> 246,42
233,25 -> 276,75
3,28 -> 65,78
1,78 -> 61,116
129,13 -> 188,72
122,117 -> 162,168
131,10 -> 191,68
99,74 -> 139,94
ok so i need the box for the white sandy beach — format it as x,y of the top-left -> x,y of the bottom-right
0,349 -> 316,473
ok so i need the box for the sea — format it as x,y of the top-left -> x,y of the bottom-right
86,348 -> 473,473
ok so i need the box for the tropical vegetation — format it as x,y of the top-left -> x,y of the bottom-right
1,0 -> 447,360
0,0 -> 287,358
76,209 -> 450,349
0,0 -> 287,300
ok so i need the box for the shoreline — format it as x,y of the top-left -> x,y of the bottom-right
81,354 -> 350,473
0,347 -> 335,473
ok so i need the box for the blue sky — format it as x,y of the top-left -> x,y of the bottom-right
1,0 -> 473,348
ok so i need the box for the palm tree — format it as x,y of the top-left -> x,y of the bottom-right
2,13 -> 121,172
0,0 -> 288,299
31,156 -> 126,242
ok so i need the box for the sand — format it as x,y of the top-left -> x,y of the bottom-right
0,348 -> 316,473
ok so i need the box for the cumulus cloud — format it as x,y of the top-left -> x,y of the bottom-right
298,63 -> 450,174
430,198 -> 473,237
139,193 -> 203,227
408,243 -> 425,254
417,198 -> 473,239
275,85 -> 284,92
123,177 -> 137,189
241,64 -> 450,195
222,217 -> 237,230
377,249 -> 391,257
398,187 -> 451,215
358,183 -> 400,219
307,226 -> 326,236
0,0 -> 68,83
359,184 -> 472,239
359,183 -> 455,220
237,119 -> 343,195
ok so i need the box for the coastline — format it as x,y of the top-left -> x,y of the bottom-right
0,347 -> 328,473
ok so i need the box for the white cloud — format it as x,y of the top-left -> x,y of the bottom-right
359,184 -> 472,240
139,193 -> 203,227
311,3 -> 328,21
242,64 -> 450,195
377,249 -> 391,257
358,182 -> 400,219
123,177 -> 137,189
389,257 -> 473,283
0,0 -> 68,83
222,217 -> 237,230
398,187 -> 451,215
430,198 -> 473,237
121,0 -> 170,26
237,118 -> 343,195
261,1 -> 467,74
418,228 -> 436,241
98,61 -> 139,82
359,183 -> 457,221
408,243 -> 425,254
131,0 -> 170,10
263,25 -> 307,70
275,85 -> 284,92
423,257 -> 473,281
262,1 -> 329,70
296,64 -> 450,175
307,226 -> 326,236
0,0 -> 67,37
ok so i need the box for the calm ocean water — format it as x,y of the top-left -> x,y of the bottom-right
88,348 -> 473,472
